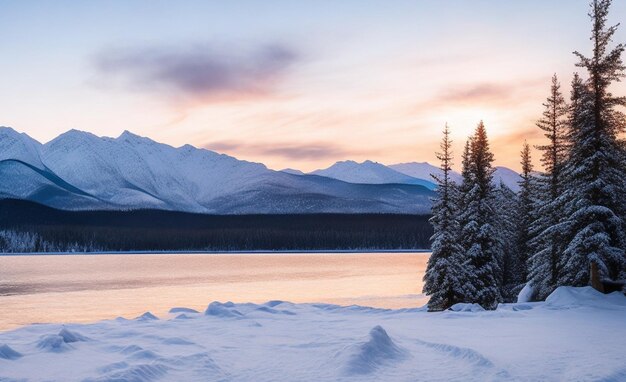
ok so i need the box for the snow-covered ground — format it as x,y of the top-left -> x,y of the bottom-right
0,287 -> 624,381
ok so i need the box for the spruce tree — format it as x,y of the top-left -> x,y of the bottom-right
495,181 -> 520,301
516,142 -> 536,287
560,0 -> 626,286
457,121 -> 502,309
528,75 -> 570,300
424,124 -> 466,311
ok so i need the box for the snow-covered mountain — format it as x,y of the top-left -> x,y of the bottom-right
311,160 -> 436,190
390,161 -> 520,191
0,127 -> 434,214
389,162 -> 463,184
493,166 -> 521,192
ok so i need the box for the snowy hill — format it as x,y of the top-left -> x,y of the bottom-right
0,127 -> 434,214
311,160 -> 436,190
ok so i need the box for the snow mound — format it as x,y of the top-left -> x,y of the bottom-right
344,325 -> 406,375
546,286 -> 626,309
37,334 -> 71,352
169,307 -> 199,314
88,363 -> 169,382
449,303 -> 485,312
58,328 -> 89,343
517,283 -> 534,303
205,302 -> 244,318
0,344 -> 22,360
136,312 -> 159,320
497,303 -> 536,312
36,328 -> 89,352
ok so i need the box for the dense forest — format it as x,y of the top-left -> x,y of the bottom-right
424,0 -> 626,309
0,199 -> 432,252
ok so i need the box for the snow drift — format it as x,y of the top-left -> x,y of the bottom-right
0,287 -> 624,381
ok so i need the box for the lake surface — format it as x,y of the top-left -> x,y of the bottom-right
0,252 -> 429,331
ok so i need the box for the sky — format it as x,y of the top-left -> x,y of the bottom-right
1,0 -> 625,172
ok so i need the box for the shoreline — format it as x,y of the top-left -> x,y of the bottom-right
0,249 -> 431,256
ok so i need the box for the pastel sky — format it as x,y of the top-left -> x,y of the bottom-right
1,0 -> 625,172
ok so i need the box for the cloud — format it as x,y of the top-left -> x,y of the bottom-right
418,79 -> 547,110
93,43 -> 299,102
204,140 -> 359,160
443,83 -> 511,105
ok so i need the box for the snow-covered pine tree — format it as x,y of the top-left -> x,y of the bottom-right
457,122 -> 502,309
494,181 -> 519,301
516,142 -> 536,287
560,0 -> 626,286
528,74 -> 570,300
424,124 -> 466,311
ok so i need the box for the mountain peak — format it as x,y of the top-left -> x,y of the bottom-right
117,130 -> 155,145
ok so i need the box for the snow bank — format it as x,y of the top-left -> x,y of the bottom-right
545,286 -> 626,309
449,303 -> 485,312
0,287 -> 624,381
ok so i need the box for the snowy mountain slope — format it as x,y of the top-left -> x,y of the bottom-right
0,127 -> 434,213
0,127 -> 45,169
311,160 -> 436,190
390,161 -> 521,191
41,129 -> 271,211
209,173 -> 434,214
493,166 -> 521,192
0,159 -> 104,210
389,162 -> 463,184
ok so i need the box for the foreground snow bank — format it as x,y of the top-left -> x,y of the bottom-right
0,287 -> 624,381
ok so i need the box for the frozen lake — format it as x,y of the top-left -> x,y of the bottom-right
0,252 -> 429,331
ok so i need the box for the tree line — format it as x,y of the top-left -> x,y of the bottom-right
0,199 -> 432,252
424,0 -> 626,310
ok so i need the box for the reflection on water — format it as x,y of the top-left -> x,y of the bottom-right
0,252 -> 429,331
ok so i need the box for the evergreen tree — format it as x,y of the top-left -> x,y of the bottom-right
495,181 -> 520,301
560,0 -> 626,286
424,124 -> 466,311
528,75 -> 570,300
457,121 -> 502,309
516,142 -> 536,287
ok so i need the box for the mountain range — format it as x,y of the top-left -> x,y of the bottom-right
0,127 -> 520,214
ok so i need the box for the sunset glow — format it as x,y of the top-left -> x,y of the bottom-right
1,0 -> 625,172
